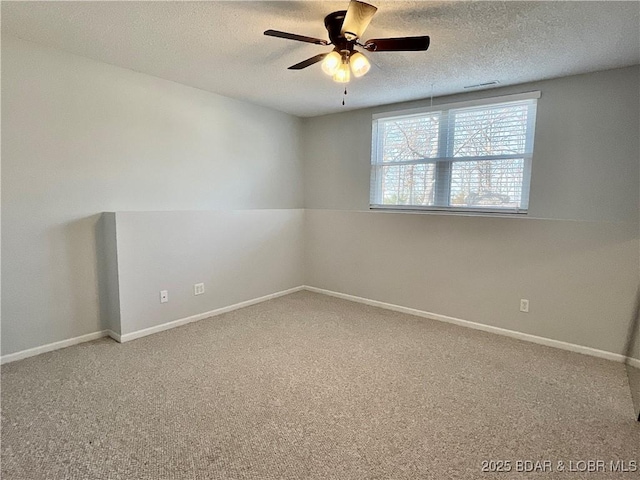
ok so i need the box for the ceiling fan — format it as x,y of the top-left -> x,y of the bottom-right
264,0 -> 430,83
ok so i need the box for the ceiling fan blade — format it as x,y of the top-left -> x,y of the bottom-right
288,53 -> 329,70
264,29 -> 329,46
341,0 -> 378,41
364,36 -> 430,52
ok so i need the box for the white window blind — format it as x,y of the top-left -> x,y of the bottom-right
370,92 -> 539,213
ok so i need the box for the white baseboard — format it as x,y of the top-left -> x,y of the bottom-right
1,286 -> 304,364
0,330 -> 110,365
107,330 -> 121,342
118,286 -> 305,343
2,285 -> 635,367
303,285 -> 629,364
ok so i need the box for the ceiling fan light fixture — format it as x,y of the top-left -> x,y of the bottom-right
264,0 -> 431,89
340,0 -> 378,41
333,61 -> 351,83
350,52 -> 371,77
321,51 -> 342,76
343,32 -> 358,41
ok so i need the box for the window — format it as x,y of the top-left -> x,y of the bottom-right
370,92 -> 539,213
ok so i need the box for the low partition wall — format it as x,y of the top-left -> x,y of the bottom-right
104,209 -> 304,340
5,208 -> 638,366
304,209 -> 640,357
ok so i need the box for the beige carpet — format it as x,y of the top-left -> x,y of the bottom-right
2,291 -> 639,479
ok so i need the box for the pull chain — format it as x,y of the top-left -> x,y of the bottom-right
342,87 -> 348,106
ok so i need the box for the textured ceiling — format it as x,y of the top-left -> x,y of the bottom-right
2,1 -> 639,117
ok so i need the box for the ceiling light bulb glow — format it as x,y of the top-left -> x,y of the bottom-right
332,62 -> 351,83
321,51 -> 342,76
350,52 -> 371,78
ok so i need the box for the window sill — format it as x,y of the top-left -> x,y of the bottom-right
369,205 -> 528,217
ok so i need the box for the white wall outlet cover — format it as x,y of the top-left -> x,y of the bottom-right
194,283 -> 205,295
160,290 -> 169,303
520,299 -> 529,313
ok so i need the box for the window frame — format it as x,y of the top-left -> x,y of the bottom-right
370,91 -> 540,215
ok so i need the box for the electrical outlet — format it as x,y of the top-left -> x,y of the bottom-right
520,299 -> 529,313
160,290 -> 169,303
194,283 -> 205,296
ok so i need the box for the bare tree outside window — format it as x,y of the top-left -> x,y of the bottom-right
371,95 -> 538,212
378,115 -> 439,205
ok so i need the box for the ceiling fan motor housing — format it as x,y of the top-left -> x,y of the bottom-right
324,10 -> 355,53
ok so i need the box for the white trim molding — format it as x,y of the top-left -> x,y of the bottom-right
117,286 -> 305,343
0,330 -> 110,365
303,286 -> 628,364
107,330 -> 122,343
1,286 -> 304,364
2,285 -> 635,367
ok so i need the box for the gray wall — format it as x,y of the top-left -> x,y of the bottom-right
114,210 -> 304,335
627,311 -> 640,418
626,102 -> 640,416
305,210 -> 638,354
303,66 -> 640,355
1,37 -> 303,355
3,35 -> 639,359
96,212 -> 121,334
303,66 -> 639,223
